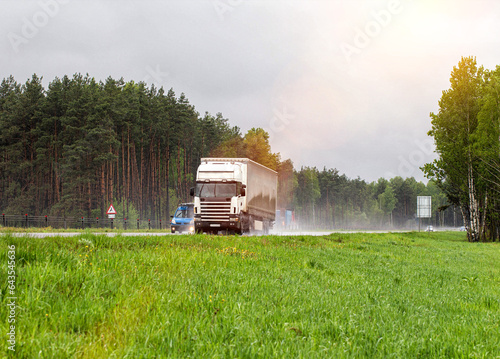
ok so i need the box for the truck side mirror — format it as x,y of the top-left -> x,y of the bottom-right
190,187 -> 195,196
240,185 -> 246,196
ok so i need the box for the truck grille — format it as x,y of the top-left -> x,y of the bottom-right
200,201 -> 231,222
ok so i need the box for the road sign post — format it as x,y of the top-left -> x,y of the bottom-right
106,204 -> 117,230
417,196 -> 432,232
106,204 -> 116,217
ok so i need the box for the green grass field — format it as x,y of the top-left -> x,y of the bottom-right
1,232 -> 499,358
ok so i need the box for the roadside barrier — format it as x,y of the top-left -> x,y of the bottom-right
1,213 -> 167,230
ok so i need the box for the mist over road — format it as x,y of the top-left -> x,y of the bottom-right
1,229 -> 445,238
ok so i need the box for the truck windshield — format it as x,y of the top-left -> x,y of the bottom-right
196,183 -> 237,198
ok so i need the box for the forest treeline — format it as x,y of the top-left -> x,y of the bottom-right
0,74 -> 242,221
0,73 -> 459,230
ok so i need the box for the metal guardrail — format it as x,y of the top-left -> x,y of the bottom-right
1,214 -> 168,230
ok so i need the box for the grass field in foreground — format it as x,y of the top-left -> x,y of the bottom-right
1,232 -> 499,358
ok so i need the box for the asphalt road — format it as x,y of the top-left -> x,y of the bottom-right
1,229 -> 429,238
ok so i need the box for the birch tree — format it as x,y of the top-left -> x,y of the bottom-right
424,57 -> 499,241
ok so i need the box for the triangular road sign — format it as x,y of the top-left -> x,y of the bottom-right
106,204 -> 117,215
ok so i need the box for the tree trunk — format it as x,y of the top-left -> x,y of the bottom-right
100,164 -> 105,218
481,192 -> 488,241
140,136 -> 144,216
467,162 -> 480,242
166,147 -> 170,217
127,129 -> 131,217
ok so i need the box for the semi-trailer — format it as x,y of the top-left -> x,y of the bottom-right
190,158 -> 277,234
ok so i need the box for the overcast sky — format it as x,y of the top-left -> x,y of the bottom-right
2,0 -> 500,182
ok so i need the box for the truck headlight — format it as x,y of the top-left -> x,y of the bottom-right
229,218 -> 239,222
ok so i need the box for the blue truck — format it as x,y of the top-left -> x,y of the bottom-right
170,203 -> 194,233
